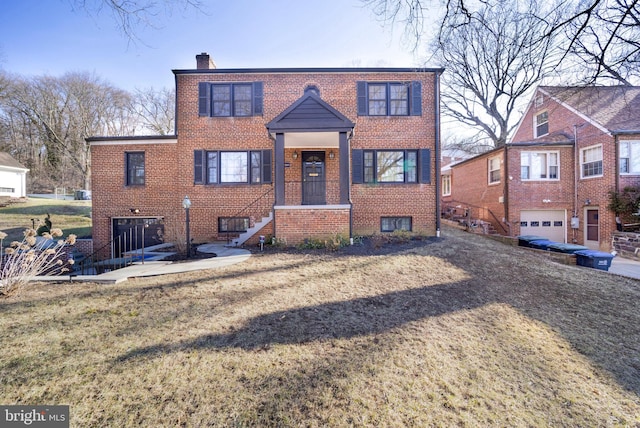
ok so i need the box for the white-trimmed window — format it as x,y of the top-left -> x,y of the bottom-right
488,156 -> 501,184
534,111 -> 549,138
620,141 -> 640,174
521,151 -> 559,180
581,145 -> 603,178
442,173 -> 451,196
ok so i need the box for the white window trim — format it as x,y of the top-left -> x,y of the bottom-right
620,140 -> 640,175
534,111 -> 549,138
442,173 -> 451,196
488,156 -> 501,185
521,151 -> 560,181
580,144 -> 603,179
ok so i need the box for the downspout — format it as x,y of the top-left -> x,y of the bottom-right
573,124 -> 578,243
503,144 -> 510,235
434,71 -> 442,237
614,133 -> 620,193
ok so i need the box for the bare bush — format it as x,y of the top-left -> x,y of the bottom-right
0,228 -> 76,297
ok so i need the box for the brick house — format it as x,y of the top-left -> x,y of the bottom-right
88,53 -> 443,257
442,85 -> 640,251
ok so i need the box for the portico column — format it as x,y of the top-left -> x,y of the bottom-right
339,131 -> 350,204
275,132 -> 285,206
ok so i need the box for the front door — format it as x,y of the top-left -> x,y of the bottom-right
585,208 -> 599,249
302,151 -> 326,205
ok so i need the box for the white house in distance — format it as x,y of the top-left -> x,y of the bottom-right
0,152 -> 29,198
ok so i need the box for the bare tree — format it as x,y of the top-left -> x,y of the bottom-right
435,1 -> 564,147
0,72 -> 136,190
69,0 -> 204,42
551,0 -> 640,85
364,0 -> 640,148
131,86 -> 175,135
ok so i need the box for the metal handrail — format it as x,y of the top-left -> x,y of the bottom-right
75,225 -> 149,275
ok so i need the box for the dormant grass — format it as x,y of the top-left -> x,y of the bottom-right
1,226 -> 639,426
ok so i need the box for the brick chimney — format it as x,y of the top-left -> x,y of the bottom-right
196,52 -> 216,70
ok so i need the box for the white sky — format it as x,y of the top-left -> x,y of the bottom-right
0,0 -> 438,91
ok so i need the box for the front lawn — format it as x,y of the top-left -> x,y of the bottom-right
0,198 -> 91,246
1,226 -> 638,426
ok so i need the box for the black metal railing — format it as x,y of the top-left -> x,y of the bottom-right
74,224 -> 154,275
225,186 -> 274,244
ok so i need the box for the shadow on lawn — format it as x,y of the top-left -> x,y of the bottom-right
113,236 -> 640,397
116,280 -> 483,357
115,268 -> 640,396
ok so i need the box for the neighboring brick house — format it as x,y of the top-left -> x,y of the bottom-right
443,85 -> 640,251
88,53 -> 443,257
0,152 -> 29,198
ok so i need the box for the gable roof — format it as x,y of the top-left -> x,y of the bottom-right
0,152 -> 28,171
266,91 -> 355,133
539,86 -> 640,134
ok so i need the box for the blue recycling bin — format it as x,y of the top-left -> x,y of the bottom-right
574,250 -> 614,271
518,235 -> 548,248
546,242 -> 589,254
529,239 -> 557,251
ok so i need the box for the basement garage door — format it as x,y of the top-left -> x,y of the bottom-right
520,210 -> 566,243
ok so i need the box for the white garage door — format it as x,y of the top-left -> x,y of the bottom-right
520,210 -> 566,242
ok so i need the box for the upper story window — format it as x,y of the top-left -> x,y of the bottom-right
194,149 -> 271,184
198,82 -> 263,117
488,156 -> 501,184
352,149 -> 431,184
125,152 -> 145,186
442,173 -> 451,196
620,141 -> 640,174
581,145 -> 603,178
357,81 -> 422,116
521,151 -> 559,180
534,111 -> 549,138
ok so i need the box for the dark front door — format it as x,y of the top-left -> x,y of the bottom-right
302,152 -> 326,205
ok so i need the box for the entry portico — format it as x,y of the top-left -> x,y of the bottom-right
266,86 -> 355,243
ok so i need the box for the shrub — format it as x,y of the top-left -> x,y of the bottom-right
0,227 -> 76,297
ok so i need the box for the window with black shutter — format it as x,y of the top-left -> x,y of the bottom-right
198,82 -> 263,117
356,81 -> 422,116
194,149 -> 272,185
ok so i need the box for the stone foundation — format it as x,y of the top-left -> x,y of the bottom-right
612,232 -> 640,260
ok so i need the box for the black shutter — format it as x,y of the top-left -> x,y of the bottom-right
198,82 -> 210,117
419,148 -> 431,184
352,149 -> 364,184
194,150 -> 204,184
262,149 -> 272,183
357,81 -> 368,116
253,82 -> 264,116
411,81 -> 422,116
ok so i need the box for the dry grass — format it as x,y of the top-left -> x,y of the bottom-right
1,226 -> 639,427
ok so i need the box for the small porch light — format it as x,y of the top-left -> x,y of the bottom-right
292,150 -> 298,159
329,150 -> 335,159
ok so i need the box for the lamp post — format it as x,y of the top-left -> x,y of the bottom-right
182,195 -> 192,258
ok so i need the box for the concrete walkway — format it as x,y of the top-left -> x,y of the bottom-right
35,244 -> 251,284
32,242 -> 640,284
609,256 -> 640,280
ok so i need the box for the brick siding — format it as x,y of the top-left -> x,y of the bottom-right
91,67 -> 439,253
